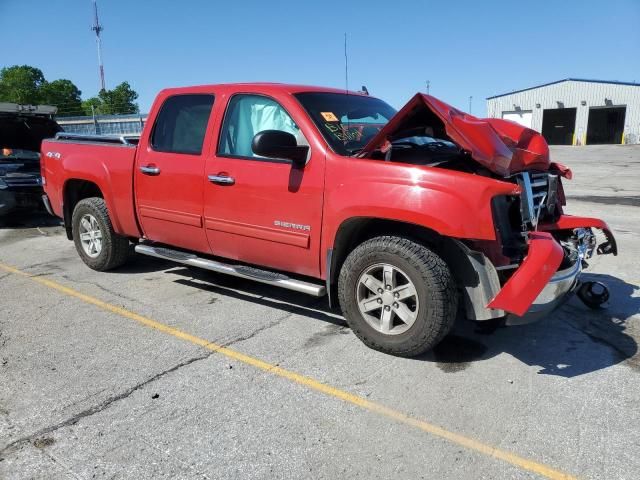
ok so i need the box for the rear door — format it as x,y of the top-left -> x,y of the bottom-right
202,93 -> 325,277
134,94 -> 215,253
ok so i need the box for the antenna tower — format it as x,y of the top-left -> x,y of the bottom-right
91,0 -> 106,91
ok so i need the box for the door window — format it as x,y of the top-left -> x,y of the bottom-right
218,94 -> 304,158
151,94 -> 215,154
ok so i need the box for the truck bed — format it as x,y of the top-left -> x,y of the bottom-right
41,133 -> 142,238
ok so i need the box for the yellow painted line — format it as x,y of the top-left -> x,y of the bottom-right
0,261 -> 577,480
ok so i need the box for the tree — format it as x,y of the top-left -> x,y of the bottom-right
81,97 -> 103,116
0,65 -> 46,104
40,79 -> 83,116
98,82 -> 139,114
81,82 -> 140,116
0,64 -> 140,117
0,65 -> 84,115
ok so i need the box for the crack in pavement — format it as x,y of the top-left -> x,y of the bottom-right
221,309 -> 296,348
60,275 -> 139,304
221,297 -> 328,348
0,271 -> 330,462
0,351 -> 214,460
0,269 -> 331,461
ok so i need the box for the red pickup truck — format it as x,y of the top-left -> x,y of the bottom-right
41,83 -> 617,356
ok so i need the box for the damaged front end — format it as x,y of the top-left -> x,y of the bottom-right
484,165 -> 617,323
357,92 -> 617,324
474,175 -> 616,323
457,195 -> 616,324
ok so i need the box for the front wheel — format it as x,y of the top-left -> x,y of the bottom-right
338,236 -> 458,357
72,197 -> 129,271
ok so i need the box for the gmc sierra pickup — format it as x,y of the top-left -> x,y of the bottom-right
40,83 -> 617,356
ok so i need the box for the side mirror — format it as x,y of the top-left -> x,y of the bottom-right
251,130 -> 309,167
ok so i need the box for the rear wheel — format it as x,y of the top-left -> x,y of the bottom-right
72,197 -> 129,271
338,236 -> 457,357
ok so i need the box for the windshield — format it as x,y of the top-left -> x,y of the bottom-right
294,92 -> 396,156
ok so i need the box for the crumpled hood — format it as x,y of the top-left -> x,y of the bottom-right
359,93 -> 550,177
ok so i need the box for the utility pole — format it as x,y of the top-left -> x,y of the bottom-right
91,0 -> 106,91
90,104 -> 99,134
426,80 -> 430,95
469,95 -> 473,114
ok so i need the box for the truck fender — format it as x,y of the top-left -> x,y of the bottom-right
323,217 -> 504,319
56,143 -> 141,240
62,174 -> 123,237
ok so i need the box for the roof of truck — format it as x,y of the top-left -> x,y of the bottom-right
158,83 -> 370,97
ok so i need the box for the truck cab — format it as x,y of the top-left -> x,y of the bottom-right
40,83 -> 617,356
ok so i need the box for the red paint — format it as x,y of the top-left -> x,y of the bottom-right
138,206 -> 203,227
359,93 -> 551,176
539,214 -> 610,232
539,214 -> 617,255
41,83 -> 615,318
204,218 -> 310,249
549,162 -> 572,179
40,142 -> 141,237
202,89 -> 325,277
487,232 -> 564,316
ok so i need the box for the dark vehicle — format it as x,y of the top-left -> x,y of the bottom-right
0,103 -> 61,216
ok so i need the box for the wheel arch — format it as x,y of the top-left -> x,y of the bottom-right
327,217 -> 455,306
62,178 -> 105,240
326,216 -> 502,321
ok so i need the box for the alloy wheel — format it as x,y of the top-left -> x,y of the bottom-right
356,263 -> 420,335
78,214 -> 103,258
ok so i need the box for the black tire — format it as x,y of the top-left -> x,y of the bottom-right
338,236 -> 457,357
71,197 -> 129,271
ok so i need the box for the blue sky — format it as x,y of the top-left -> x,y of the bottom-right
1,0 -> 639,115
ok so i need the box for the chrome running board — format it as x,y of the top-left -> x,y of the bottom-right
134,244 -> 326,297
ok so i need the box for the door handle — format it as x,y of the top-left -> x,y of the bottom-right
208,174 -> 235,186
140,165 -> 161,176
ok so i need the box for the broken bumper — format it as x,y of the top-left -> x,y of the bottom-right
487,231 -> 564,317
503,257 -> 581,325
484,215 -> 616,323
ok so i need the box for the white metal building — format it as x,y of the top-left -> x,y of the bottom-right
486,79 -> 640,145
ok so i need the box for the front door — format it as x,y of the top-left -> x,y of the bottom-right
203,93 -> 324,277
135,93 -> 215,253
